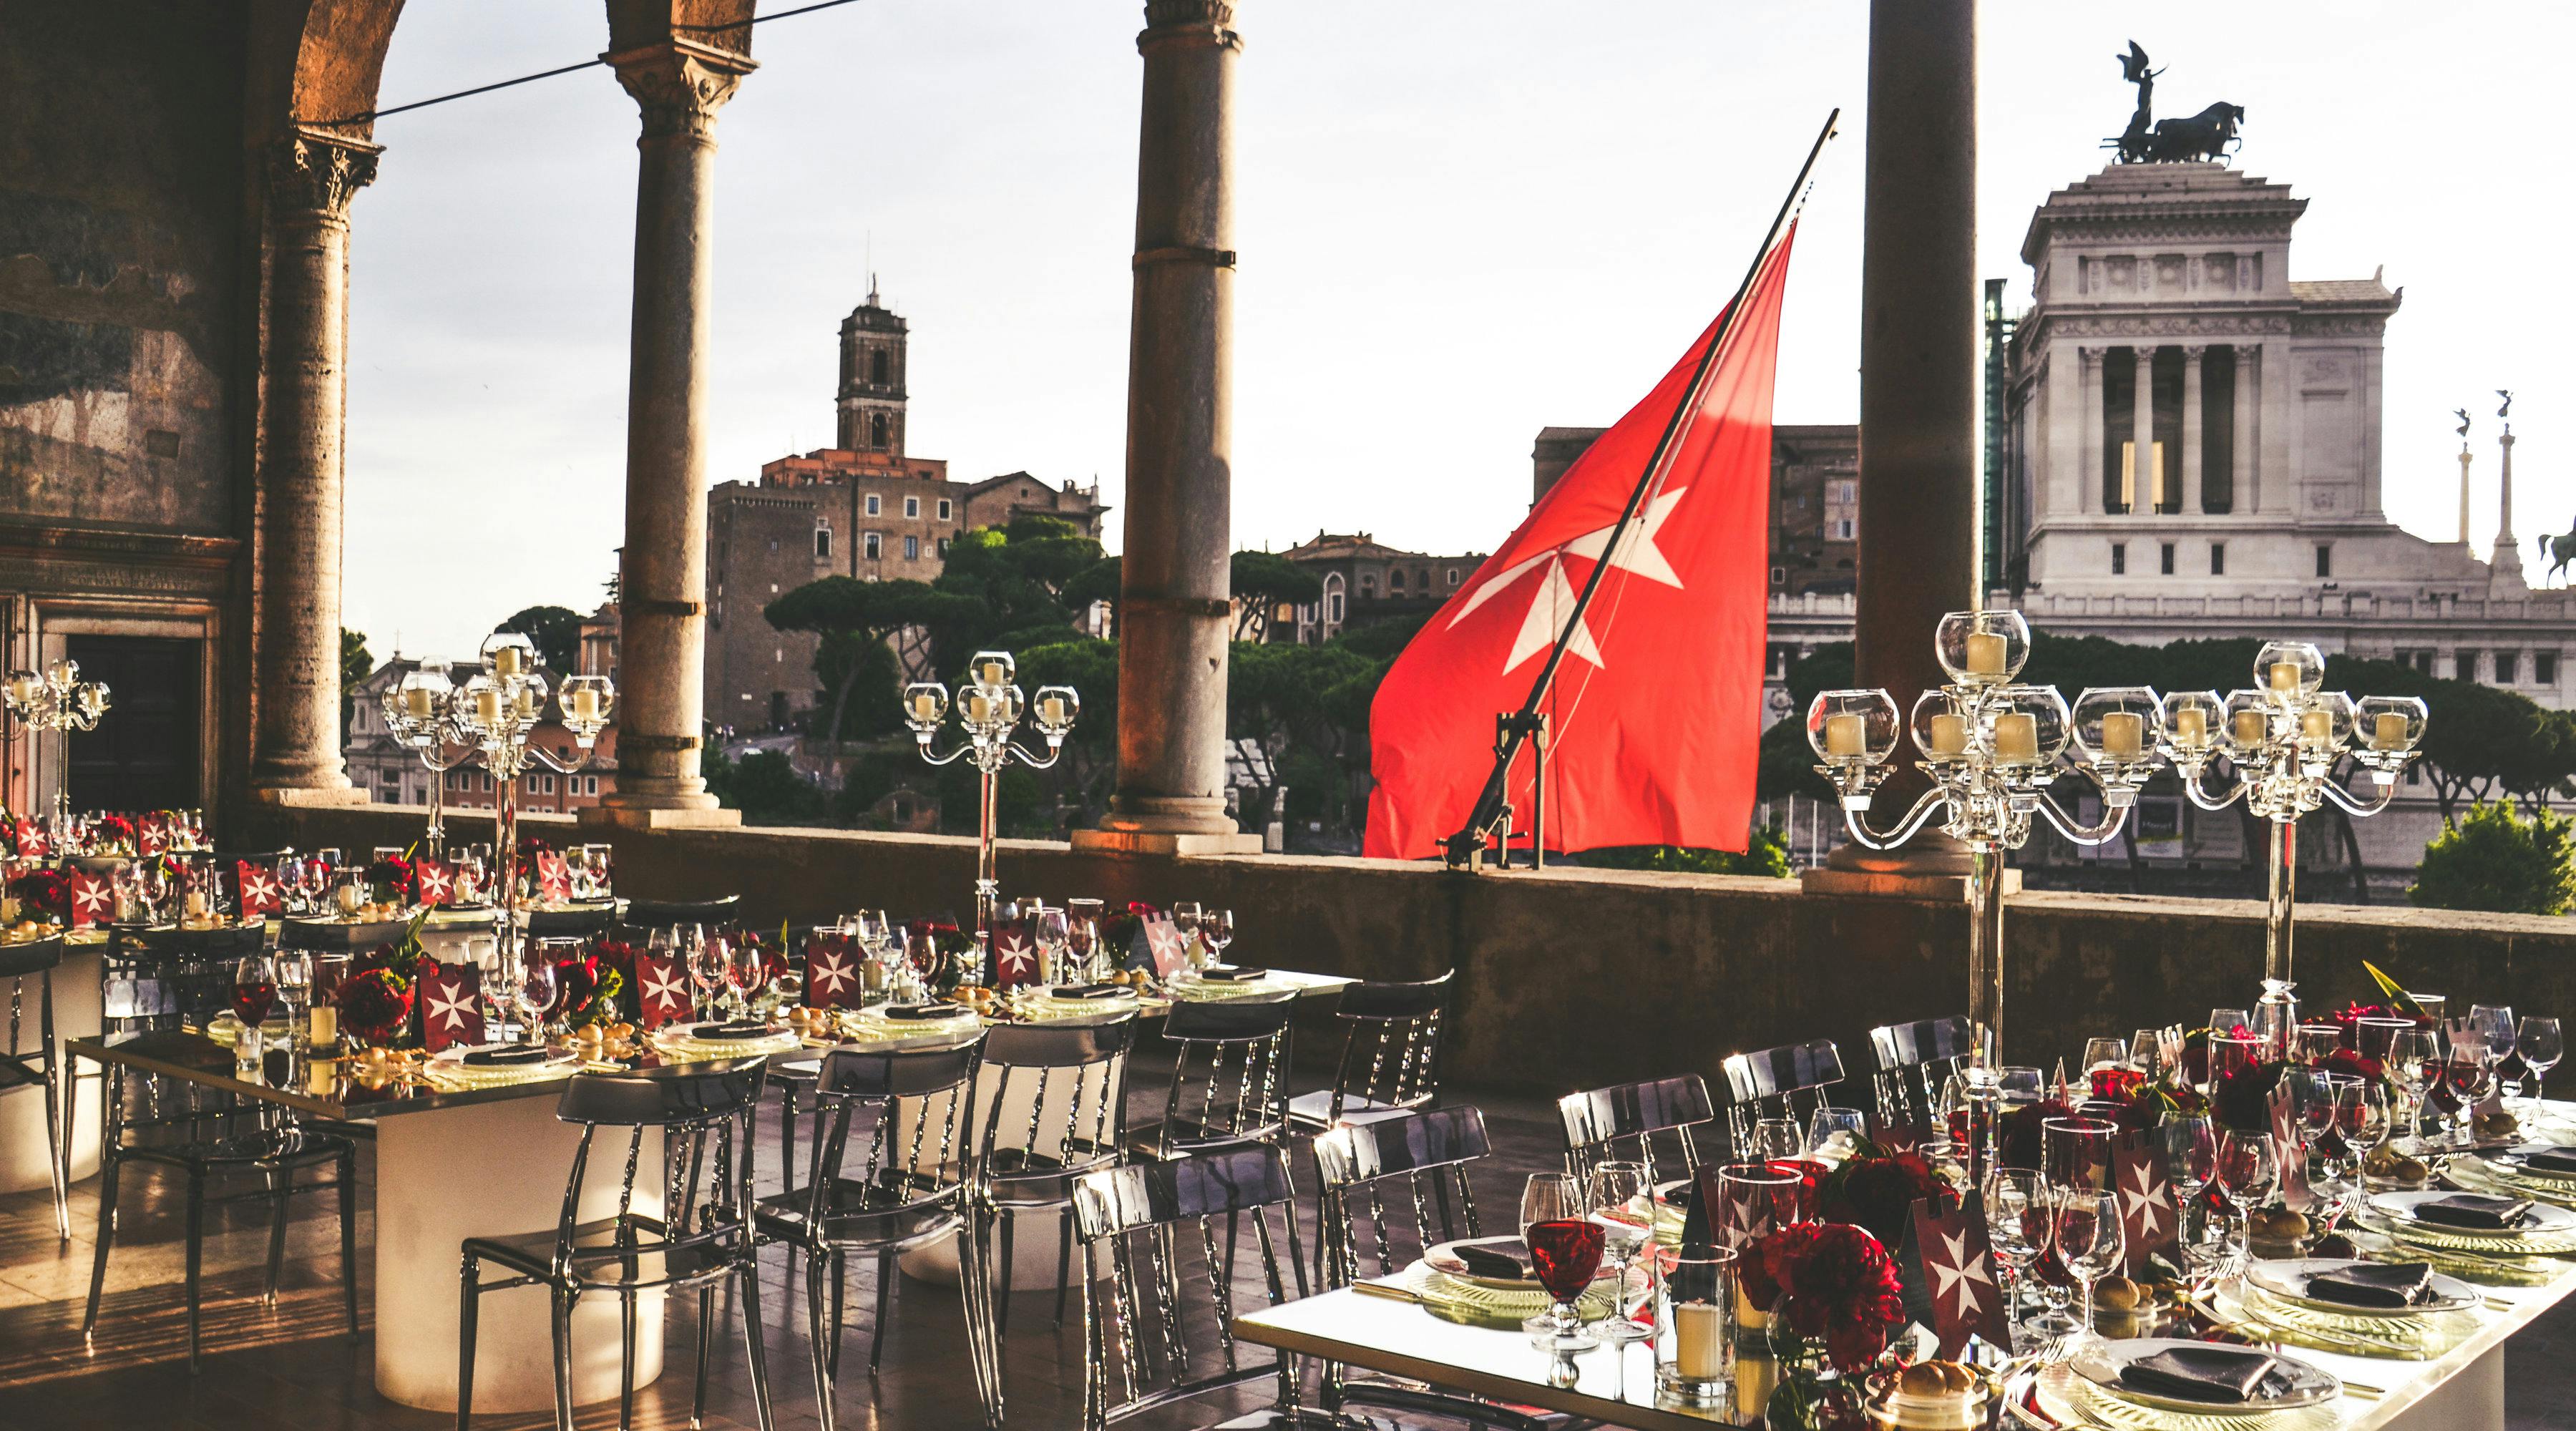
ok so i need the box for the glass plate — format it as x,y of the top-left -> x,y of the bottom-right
2367,1189 -> 2576,1239
2243,1257 -> 2482,1315
2067,1338 -> 2340,1415
2039,1363 -> 2341,1431
1394,1259 -> 1618,1331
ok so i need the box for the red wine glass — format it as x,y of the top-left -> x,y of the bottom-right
231,954 -> 278,1027
1520,1173 -> 1601,1352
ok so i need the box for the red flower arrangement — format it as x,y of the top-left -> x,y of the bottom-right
1998,1096 -> 2077,1171
335,967 -> 414,1045
2089,1066 -> 2147,1103
9,868 -> 69,922
1740,1221 -> 1908,1373
92,814 -> 137,852
1820,1145 -> 1958,1252
368,852 -> 414,905
2211,1058 -> 2288,1133
1096,901 -> 1161,954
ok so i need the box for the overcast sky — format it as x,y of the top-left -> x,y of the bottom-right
344,1 -> 2572,658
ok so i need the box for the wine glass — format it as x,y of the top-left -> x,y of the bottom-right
1749,1118 -> 1804,1163
2208,1032 -> 2263,1083
723,934 -> 765,1017
1033,907 -> 1072,987
2208,1008 -> 2253,1035
275,950 -> 313,1029
2052,1188 -> 2124,1342
688,928 -> 727,1022
2157,1115 -> 2218,1226
2391,1027 -> 2443,1143
512,951 -> 559,1047
1171,902 -> 1205,967
1805,1106 -> 1870,1163
2518,1017 -> 2562,1121
1585,1161 -> 1654,1342
231,954 -> 278,1028
2215,1130 -> 2278,1260
1203,908 -> 1234,963
2079,1037 -> 2128,1075
140,859 -> 171,924
1982,1168 -> 2043,1340
2127,1028 -> 2163,1078
1520,1173 -> 1602,1353
2444,1030 -> 2495,1147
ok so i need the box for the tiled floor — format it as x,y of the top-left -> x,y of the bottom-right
4,1079 -> 2574,1430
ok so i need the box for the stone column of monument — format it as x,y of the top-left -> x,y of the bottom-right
2233,343 -> 2257,513
2180,346 -> 2205,514
1075,0 -> 1260,855
2258,339 -> 2293,514
2130,346 -> 2155,512
2458,443 -> 2474,544
2077,345 -> 2101,514
1811,0 -> 1976,892
2492,421 -> 2527,591
594,38 -> 756,826
250,130 -> 380,806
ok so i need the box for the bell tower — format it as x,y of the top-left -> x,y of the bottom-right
836,277 -> 907,454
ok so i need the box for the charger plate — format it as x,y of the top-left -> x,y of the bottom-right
2067,1339 -> 2338,1416
2030,1361 -> 2340,1431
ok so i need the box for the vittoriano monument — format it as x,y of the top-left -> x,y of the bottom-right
2107,40 -> 2245,164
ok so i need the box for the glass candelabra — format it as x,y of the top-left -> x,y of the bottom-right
4,660 -> 112,840
2166,641 -> 2425,1056
445,633 -> 613,973
904,650 -> 1078,982
1809,610 -> 2161,1156
377,660 -> 477,860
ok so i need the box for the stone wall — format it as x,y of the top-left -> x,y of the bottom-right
268,804 -> 2576,1101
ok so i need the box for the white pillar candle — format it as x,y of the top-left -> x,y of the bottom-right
475,688 -> 502,726
2100,710 -> 2144,760
1964,630 -> 2006,675
404,686 -> 434,719
1673,1299 -> 1729,1379
2233,708 -> 2268,746
2299,708 -> 2333,747
2371,711 -> 2408,750
1993,712 -> 2038,761
185,889 -> 210,918
1040,695 -> 1067,727
2172,705 -> 2208,748
979,660 -> 1006,687
567,688 -> 600,722
967,693 -> 992,724
910,691 -> 937,722
311,1005 -> 337,1045
1926,712 -> 1968,758
2268,661 -> 2301,694
1823,713 -> 1866,758
492,645 -> 524,678
336,883 -> 363,914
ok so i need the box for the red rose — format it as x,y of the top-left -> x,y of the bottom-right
1998,1097 -> 2076,1172
10,868 -> 69,920
1752,1221 -> 1907,1374
2089,1066 -> 2147,1103
335,967 -> 413,1044
2212,1058 -> 2288,1134
1822,1150 -> 1958,1251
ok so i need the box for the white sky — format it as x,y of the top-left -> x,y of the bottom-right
344,1 -> 2572,658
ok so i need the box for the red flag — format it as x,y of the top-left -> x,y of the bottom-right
536,852 -> 570,903
1912,1191 -> 2012,1359
991,919 -> 1042,990
1365,228 -> 1797,858
411,859 -> 454,907
2113,1135 -> 2180,1274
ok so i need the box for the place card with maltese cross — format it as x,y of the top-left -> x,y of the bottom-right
1908,1191 -> 2010,1359
418,960 -> 487,1052
799,936 -> 863,1011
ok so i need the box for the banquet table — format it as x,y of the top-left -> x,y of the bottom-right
63,965 -> 1352,1413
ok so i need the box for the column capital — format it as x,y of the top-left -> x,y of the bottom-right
1140,0 -> 1244,54
2181,343 -> 2208,361
268,129 -> 381,220
605,39 -> 758,142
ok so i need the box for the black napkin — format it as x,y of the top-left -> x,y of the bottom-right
880,1004 -> 971,1022
2412,1193 -> 2534,1230
1055,984 -> 1136,1000
1199,965 -> 1269,982
692,1022 -> 778,1041
1448,1236 -> 1536,1280
462,1045 -> 555,1067
2519,1146 -> 2576,1176
2306,1262 -> 2434,1309
2117,1347 -> 2283,1404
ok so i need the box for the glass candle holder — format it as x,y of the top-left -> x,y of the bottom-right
2072,685 -> 2162,768
1654,1248 -> 1739,1409
1807,689 -> 1901,768
1909,688 -> 1973,766
1934,608 -> 2030,686
2160,688 -> 2223,760
2254,640 -> 2326,705
1716,1163 -> 1807,1244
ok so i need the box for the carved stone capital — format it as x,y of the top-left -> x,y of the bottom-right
268,130 -> 381,220
1141,0 -> 1243,53
605,39 -> 758,142
2182,343 -> 2208,360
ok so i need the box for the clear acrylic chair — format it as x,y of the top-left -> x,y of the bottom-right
1556,1073 -> 1721,1188
1071,1143 -> 1312,1431
751,1037 -> 1000,1430
0,933 -> 70,1239
456,1063 -> 776,1431
972,1013 -> 1138,1340
1284,972 -> 1450,1133
1719,1038 -> 1848,1151
1131,989 -> 1301,1160
1868,1015 -> 1974,1142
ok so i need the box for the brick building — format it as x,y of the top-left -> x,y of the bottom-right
1272,534 -> 1488,645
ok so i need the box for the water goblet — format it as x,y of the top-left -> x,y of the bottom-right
2127,1028 -> 2163,1078
2215,1130 -> 2278,1260
1520,1173 -> 1602,1353
2052,1188 -> 2125,1342
2041,1115 -> 2118,1192
2518,1016 -> 2562,1120
1982,1168 -> 2043,1339
1034,907 -> 1072,987
688,929 -> 728,1021
513,952 -> 560,1048
1203,908 -> 1234,962
1805,1106 -> 1870,1163
723,935 -> 765,1017
1171,902 -> 1205,967
1585,1161 -> 1654,1342
2079,1037 -> 2128,1076
1748,1118 -> 1804,1163
2208,1008 -> 2253,1036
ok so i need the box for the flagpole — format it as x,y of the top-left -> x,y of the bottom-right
1444,108 -> 1842,869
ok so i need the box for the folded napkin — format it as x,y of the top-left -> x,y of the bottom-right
2306,1261 -> 2434,1309
2412,1193 -> 2534,1230
1198,965 -> 1269,982
691,1022 -> 779,1041
2117,1347 -> 2283,1404
1053,984 -> 1136,1000
1448,1236 -> 1536,1280
2519,1146 -> 2576,1176
462,1045 -> 555,1067
879,1003 -> 972,1022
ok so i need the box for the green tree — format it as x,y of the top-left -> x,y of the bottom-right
1015,636 -> 1121,824
340,628 -> 374,688
703,748 -> 829,826
928,517 -> 1106,666
1229,551 -> 1323,641
763,577 -> 969,751
2410,800 -> 2576,916
1228,639 -> 1391,834
495,605 -> 584,672
1581,823 -> 1796,878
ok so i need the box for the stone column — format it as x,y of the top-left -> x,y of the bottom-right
250,130 -> 379,805
2180,346 -> 2205,514
594,39 -> 756,827
2492,426 -> 2527,590
2129,346 -> 2155,513
1812,0 -> 1976,891
1075,0 -> 1259,855
2077,344 -> 2101,515
2233,343 -> 2258,512
2458,445 -> 2474,544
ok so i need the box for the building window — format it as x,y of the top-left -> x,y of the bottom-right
937,537 -> 952,557
2160,542 -> 2175,575
2111,542 -> 2126,575
864,532 -> 882,560
866,494 -> 881,516
904,496 -> 919,519
2315,544 -> 2332,578
2210,542 -> 2225,576
2540,652 -> 2560,685
1770,565 -> 1787,586
2457,650 -> 2479,681
814,525 -> 831,558
1389,569 -> 1406,592
1825,479 -> 1858,542
871,413 -> 889,448
1324,572 -> 1345,624
870,348 -> 889,386
2497,651 -> 2520,684
1447,568 -> 1460,586
1360,575 -> 1376,598
904,534 -> 919,560
937,499 -> 952,521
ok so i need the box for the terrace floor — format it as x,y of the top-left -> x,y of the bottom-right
4,1080 -> 2575,1431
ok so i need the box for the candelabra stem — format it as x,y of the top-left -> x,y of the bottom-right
422,762 -> 447,861
1963,839 -> 2008,1178
972,761 -> 1000,985
2258,815 -> 2300,1056
495,765 -> 521,983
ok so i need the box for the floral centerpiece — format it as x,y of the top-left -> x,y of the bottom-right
332,910 -> 433,1047
8,868 -> 69,927
1818,1139 -> 1957,1253
1736,1219 -> 1908,1429
366,849 -> 414,907
91,813 -> 137,855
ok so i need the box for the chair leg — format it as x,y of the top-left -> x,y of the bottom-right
805,1251 -> 836,1431
737,1264 -> 777,1431
995,1208 -> 1014,1337
957,1206 -> 1005,1430
1052,1203 -> 1075,1329
263,1165 -> 291,1305
338,1149 -> 361,1337
82,1153 -> 119,1334
693,1284 -> 716,1430
868,1246 -> 894,1375
829,1250 -> 849,1383
550,1290 -> 577,1431
184,1168 -> 205,1374
42,1020 -> 69,1241
457,1254 -> 481,1431
620,1291 -> 639,1431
